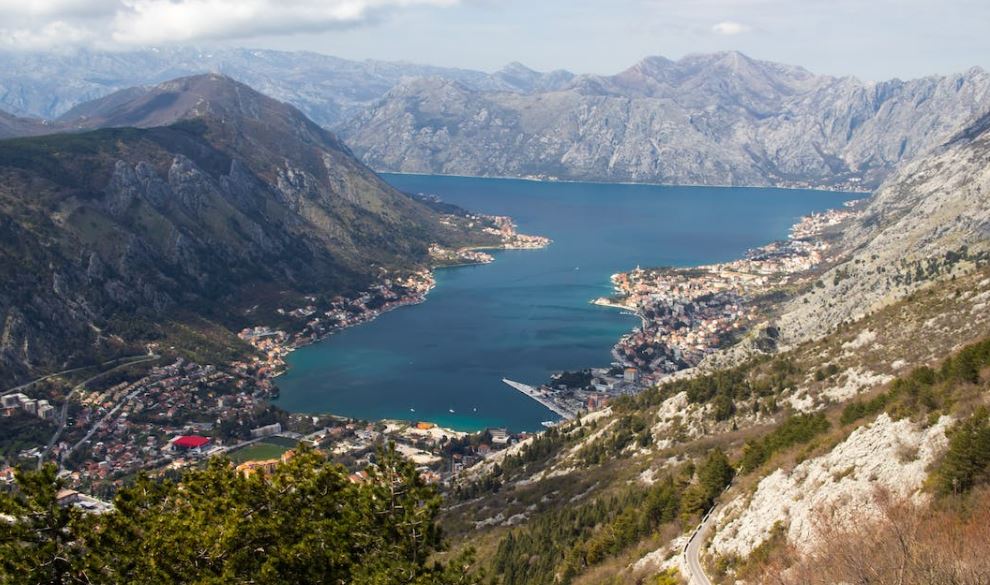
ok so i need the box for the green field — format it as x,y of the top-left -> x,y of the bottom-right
228,440 -> 292,464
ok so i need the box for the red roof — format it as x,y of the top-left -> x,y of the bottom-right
173,435 -> 211,449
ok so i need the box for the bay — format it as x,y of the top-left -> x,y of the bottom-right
274,175 -> 858,432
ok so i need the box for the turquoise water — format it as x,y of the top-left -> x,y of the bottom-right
275,175 -> 858,432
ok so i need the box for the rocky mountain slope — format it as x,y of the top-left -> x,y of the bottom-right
773,110 -> 990,346
0,48 -> 571,128
340,52 -> 990,189
441,108 -> 990,584
0,74 -> 493,386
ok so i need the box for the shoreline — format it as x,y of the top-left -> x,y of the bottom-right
254,219 -> 551,429
382,170 -> 872,195
597,204 -> 862,384
261,194 -> 861,432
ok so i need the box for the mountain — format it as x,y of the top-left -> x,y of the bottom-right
774,109 -> 990,346
0,74 -> 493,386
0,48 -> 569,128
436,112 -> 990,583
340,52 -> 990,189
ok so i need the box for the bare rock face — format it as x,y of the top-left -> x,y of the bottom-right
0,48 -> 547,127
777,111 -> 990,345
711,414 -> 951,558
340,53 -> 990,189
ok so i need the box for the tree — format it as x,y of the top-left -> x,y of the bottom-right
934,408 -> 990,495
1,444 -> 477,585
0,465 -> 93,585
683,449 -> 735,517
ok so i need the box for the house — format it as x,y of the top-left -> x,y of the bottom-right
170,435 -> 211,453
623,367 -> 639,383
489,428 -> 510,445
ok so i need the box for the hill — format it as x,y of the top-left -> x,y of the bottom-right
0,47 -> 563,127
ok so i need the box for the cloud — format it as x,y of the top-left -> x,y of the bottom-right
0,0 -> 461,49
711,20 -> 750,35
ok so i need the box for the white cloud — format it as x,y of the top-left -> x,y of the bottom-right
0,0 -> 461,49
711,20 -> 750,35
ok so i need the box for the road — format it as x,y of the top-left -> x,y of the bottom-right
38,353 -> 160,468
683,503 -> 719,585
2,353 -> 155,397
2,365 -> 104,397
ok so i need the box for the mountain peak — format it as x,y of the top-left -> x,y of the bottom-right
60,73 -> 274,130
498,61 -> 537,75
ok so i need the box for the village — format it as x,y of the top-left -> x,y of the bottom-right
1,340 -> 533,502
0,213 -> 551,501
1,203 -> 855,509
595,202 -> 861,385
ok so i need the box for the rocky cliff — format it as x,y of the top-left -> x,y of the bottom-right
340,52 -> 990,189
775,110 -> 990,345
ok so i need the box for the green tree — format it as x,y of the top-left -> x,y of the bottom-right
683,449 -> 734,516
1,445 -> 476,585
934,408 -> 990,495
0,465 -> 93,585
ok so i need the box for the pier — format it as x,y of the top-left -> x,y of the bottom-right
502,378 -> 576,420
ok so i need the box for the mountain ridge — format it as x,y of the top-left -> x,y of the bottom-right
340,53 -> 990,189
0,74 -> 496,386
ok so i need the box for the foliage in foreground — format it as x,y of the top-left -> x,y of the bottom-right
0,445 -> 475,585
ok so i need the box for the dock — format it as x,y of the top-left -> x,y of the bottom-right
502,378 -> 575,420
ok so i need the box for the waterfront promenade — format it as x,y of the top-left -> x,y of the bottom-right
502,378 -> 576,420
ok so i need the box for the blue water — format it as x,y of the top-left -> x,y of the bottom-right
275,175 -> 857,432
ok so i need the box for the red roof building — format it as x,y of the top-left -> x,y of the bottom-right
171,435 -> 211,451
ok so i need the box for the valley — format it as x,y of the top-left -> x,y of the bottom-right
2,35 -> 990,585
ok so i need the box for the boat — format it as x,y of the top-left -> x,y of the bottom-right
449,408 -> 455,413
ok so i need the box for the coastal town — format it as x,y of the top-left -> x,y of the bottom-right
0,212 -> 549,498
507,201 -> 863,418
600,202 -> 861,384
0,202 -> 858,506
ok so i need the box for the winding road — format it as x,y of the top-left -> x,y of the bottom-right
36,352 -> 160,468
683,503 -> 719,585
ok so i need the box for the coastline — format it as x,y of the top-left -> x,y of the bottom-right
259,190 -> 861,432
382,170 -> 872,195
252,218 -> 552,428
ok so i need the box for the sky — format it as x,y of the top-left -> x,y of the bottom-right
0,0 -> 987,80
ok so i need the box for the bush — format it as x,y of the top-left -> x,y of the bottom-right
933,407 -> 990,495
738,413 -> 830,473
0,444 -> 473,585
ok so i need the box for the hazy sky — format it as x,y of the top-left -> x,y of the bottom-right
0,0 -> 987,80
